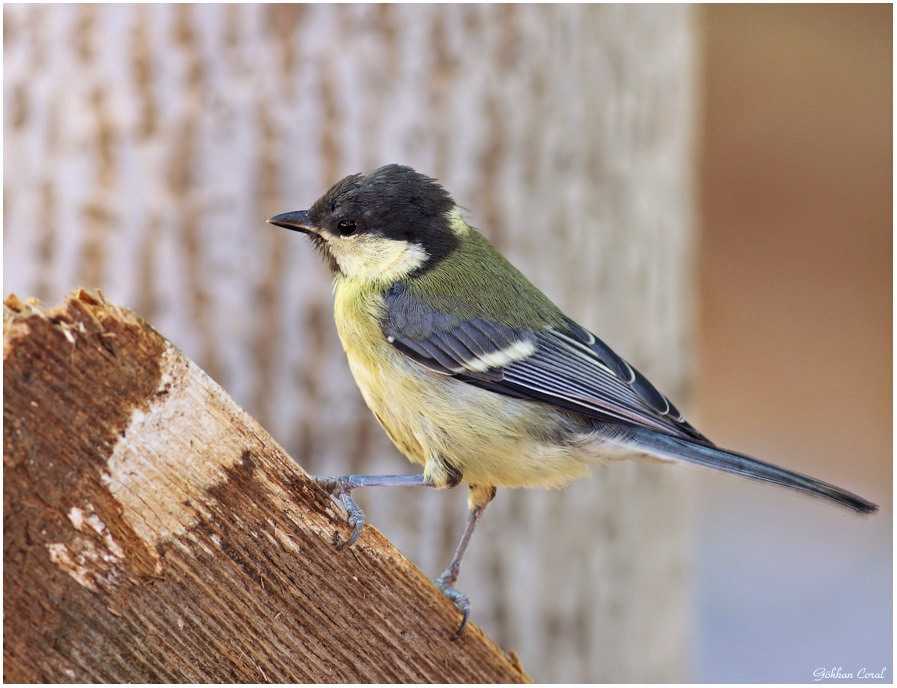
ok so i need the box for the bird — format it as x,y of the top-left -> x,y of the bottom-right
267,164 -> 878,638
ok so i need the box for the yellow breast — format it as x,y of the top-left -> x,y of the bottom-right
333,280 -> 430,465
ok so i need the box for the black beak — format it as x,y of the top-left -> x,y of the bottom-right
267,210 -> 316,233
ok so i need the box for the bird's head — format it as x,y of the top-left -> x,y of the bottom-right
268,164 -> 462,283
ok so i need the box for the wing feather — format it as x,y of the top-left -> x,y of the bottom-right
381,283 -> 707,442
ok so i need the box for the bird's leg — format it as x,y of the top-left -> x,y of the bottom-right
435,485 -> 496,639
312,474 -> 436,549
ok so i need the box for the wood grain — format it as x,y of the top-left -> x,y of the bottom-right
3,290 -> 530,683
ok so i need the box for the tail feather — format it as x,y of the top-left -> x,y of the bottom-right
624,426 -> 878,514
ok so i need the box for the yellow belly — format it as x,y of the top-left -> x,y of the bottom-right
332,282 -> 594,489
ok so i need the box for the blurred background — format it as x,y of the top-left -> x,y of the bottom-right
697,5 -> 891,681
4,4 -> 891,682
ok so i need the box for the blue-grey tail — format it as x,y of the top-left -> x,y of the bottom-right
623,426 -> 878,514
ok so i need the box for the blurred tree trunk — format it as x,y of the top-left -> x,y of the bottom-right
4,5 -> 698,681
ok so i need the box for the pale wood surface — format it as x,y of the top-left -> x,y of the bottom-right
3,291 -> 530,683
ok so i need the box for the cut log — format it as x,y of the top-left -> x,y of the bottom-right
3,290 -> 530,683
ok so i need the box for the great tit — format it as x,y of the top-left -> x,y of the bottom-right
268,164 -> 877,637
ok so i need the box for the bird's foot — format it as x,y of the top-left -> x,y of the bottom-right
435,573 -> 470,639
313,475 -> 366,549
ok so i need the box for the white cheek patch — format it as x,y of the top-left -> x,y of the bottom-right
329,235 -> 428,283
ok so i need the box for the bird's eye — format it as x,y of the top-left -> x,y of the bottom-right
337,219 -> 357,236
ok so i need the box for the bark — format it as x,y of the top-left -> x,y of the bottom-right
3,290 -> 530,683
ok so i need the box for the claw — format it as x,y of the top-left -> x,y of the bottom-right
339,502 -> 365,550
314,475 -> 367,549
452,603 -> 470,640
435,575 -> 471,639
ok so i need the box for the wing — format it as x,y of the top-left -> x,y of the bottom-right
382,282 -> 708,443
